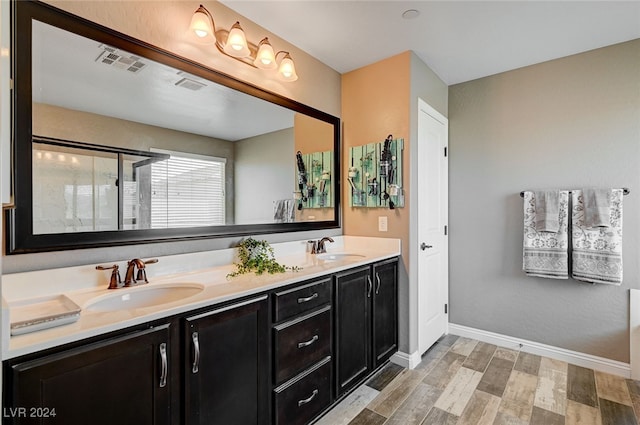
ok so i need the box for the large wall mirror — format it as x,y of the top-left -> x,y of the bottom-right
7,1 -> 340,253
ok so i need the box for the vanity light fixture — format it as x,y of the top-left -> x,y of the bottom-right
190,4 -> 298,82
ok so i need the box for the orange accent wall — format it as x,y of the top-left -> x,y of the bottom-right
341,52 -> 411,268
294,113 -> 334,154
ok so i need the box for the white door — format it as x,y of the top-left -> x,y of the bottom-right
417,99 -> 449,355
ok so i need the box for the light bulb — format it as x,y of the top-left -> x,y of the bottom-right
190,6 -> 212,38
254,38 -> 276,69
223,22 -> 250,57
277,53 -> 298,82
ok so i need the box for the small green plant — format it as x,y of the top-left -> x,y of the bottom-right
227,238 -> 301,279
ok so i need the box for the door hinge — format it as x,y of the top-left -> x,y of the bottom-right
9,78 -> 13,90
444,304 -> 448,314
444,225 -> 448,236
444,147 -> 447,157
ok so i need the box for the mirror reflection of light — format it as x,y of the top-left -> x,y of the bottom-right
71,156 -> 78,164
44,152 -> 52,160
58,154 -> 66,162
36,151 -> 42,159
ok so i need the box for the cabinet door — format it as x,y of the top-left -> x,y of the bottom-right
372,259 -> 399,368
334,266 -> 371,397
7,325 -> 171,425
184,296 -> 269,425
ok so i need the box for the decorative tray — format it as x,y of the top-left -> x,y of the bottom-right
10,295 -> 82,336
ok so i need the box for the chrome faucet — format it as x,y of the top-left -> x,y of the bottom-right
124,258 -> 158,287
315,237 -> 334,254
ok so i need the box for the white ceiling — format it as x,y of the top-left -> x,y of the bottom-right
221,1 -> 640,85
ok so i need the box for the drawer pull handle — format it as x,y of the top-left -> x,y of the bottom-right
159,342 -> 168,388
192,332 -> 200,374
298,389 -> 319,407
375,273 -> 381,295
297,293 -> 319,304
298,335 -> 319,348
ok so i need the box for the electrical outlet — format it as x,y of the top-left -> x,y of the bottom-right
378,216 -> 388,232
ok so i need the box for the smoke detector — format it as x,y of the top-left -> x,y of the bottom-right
96,44 -> 146,73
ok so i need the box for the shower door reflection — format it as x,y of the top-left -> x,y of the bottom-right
32,138 -> 169,234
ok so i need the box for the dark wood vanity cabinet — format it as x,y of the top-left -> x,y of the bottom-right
372,259 -> 399,367
5,324 -> 173,425
335,259 -> 398,397
334,266 -> 372,396
3,258 -> 398,425
183,296 -> 269,425
272,277 -> 334,425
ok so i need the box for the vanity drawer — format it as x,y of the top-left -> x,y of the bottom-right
274,306 -> 331,385
273,277 -> 332,323
274,357 -> 332,425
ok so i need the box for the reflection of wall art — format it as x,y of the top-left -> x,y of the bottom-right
294,150 -> 332,209
348,135 -> 404,209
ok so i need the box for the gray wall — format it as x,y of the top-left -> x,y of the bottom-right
407,52 -> 449,354
235,128 -> 294,224
448,39 -> 640,363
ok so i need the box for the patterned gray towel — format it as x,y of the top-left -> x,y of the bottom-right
523,191 -> 569,279
583,188 -> 612,228
534,190 -> 560,232
572,189 -> 623,285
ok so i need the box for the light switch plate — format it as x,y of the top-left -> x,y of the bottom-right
378,216 -> 388,232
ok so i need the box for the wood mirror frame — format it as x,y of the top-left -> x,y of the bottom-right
6,1 -> 340,254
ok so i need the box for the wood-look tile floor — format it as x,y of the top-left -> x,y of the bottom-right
315,335 -> 640,425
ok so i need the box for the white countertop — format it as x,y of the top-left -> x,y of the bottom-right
1,236 -> 400,360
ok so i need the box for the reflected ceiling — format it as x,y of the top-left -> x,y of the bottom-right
32,21 -> 294,141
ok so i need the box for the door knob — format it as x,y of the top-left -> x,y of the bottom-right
420,243 -> 433,250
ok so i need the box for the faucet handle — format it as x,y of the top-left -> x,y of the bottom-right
136,258 -> 158,283
96,264 -> 122,289
137,268 -> 148,283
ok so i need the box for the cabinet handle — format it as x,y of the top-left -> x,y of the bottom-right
298,389 -> 319,407
159,343 -> 168,388
192,332 -> 200,374
297,293 -> 319,304
297,335 -> 319,349
375,273 -> 381,295
367,275 -> 372,298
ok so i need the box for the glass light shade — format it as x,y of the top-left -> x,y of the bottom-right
190,7 -> 212,38
223,22 -> 250,57
254,38 -> 277,69
277,53 -> 298,82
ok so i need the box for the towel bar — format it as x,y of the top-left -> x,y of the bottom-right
519,188 -> 630,198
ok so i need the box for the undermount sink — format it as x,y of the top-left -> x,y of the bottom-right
85,283 -> 205,312
316,253 -> 365,261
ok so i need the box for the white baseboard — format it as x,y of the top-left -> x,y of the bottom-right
630,289 -> 640,379
449,323 -> 631,378
390,350 -> 422,369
